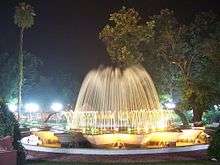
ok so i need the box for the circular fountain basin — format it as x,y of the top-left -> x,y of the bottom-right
21,128 -> 209,156
23,143 -> 208,155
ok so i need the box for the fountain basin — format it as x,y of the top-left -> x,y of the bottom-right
23,143 -> 209,155
21,129 -> 209,149
85,129 -> 208,148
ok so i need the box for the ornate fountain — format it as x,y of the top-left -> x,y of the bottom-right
64,65 -> 208,148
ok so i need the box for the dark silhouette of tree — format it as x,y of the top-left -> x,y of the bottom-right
14,2 -> 35,119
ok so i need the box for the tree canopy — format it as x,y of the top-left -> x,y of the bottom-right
100,7 -> 220,122
99,7 -> 154,67
14,2 -> 35,30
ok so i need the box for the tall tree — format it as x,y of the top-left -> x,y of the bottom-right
99,7 -> 154,67
99,7 -> 181,101
14,2 -> 35,119
100,7 -> 220,123
152,9 -> 220,122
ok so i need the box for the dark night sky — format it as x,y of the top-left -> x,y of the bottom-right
0,0 -> 220,80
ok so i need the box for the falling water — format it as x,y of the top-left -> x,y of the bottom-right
65,65 -> 175,134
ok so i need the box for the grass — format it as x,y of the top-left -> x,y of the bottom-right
26,160 -> 219,165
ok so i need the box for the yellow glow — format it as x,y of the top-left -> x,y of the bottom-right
28,129 -> 208,148
85,129 -> 208,148
33,131 -> 61,148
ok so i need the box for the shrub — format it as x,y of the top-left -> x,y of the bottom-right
208,127 -> 220,161
0,100 -> 26,165
203,106 -> 220,125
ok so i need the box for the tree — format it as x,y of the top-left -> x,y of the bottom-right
208,127 -> 220,161
152,9 -> 220,122
0,53 -> 18,101
100,7 -> 220,123
99,7 -> 154,67
0,99 -> 25,165
99,7 -> 181,97
14,2 -> 35,119
99,7 -> 187,125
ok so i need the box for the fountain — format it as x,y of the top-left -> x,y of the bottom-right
64,65 -> 208,148
65,65 -> 174,132
21,64 -> 209,156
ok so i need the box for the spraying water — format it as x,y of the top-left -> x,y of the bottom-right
23,65 -> 208,149
65,65 -> 174,133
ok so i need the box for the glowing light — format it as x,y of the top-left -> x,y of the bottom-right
8,103 -> 17,112
164,102 -> 176,109
25,103 -> 39,113
214,104 -> 220,110
64,65 -> 175,132
51,102 -> 63,112
85,129 -> 209,148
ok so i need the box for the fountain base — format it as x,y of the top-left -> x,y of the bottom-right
84,129 -> 209,149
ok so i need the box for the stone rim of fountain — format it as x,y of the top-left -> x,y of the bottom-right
22,143 -> 209,155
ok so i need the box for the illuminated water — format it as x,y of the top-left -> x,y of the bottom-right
65,65 -> 175,133
21,65 -> 208,149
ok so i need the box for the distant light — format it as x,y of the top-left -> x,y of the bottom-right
51,102 -> 63,112
214,105 -> 220,110
8,104 -> 17,112
164,102 -> 176,109
25,103 -> 39,113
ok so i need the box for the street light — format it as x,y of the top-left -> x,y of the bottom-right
51,102 -> 63,112
25,103 -> 39,113
8,103 -> 17,112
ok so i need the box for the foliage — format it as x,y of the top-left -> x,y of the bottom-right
0,52 -> 42,104
14,1 -> 36,119
208,127 -> 220,160
99,7 -> 154,67
100,7 -> 181,102
0,53 -> 18,101
14,2 -> 35,30
203,106 -> 220,124
152,9 -> 220,122
100,7 -> 220,122
0,100 -> 25,165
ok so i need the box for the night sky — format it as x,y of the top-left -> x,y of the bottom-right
0,0 -> 220,80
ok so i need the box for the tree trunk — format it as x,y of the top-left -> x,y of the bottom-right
17,28 -> 24,120
192,105 -> 203,123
